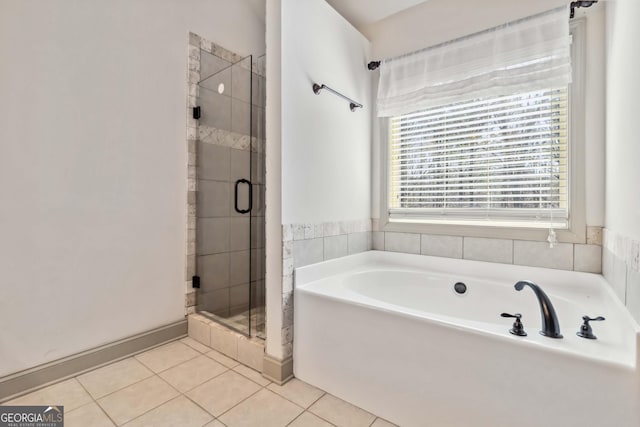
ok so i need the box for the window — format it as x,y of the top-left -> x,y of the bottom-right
378,7 -> 586,241
388,87 -> 568,229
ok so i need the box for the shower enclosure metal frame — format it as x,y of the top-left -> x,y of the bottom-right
192,50 -> 266,339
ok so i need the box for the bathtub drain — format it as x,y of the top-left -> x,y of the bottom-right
454,282 -> 467,294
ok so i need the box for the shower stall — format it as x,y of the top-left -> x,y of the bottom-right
194,51 -> 266,339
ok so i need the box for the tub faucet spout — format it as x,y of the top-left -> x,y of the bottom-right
514,280 -> 563,339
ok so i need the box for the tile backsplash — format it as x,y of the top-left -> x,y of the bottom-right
371,228 -> 602,274
280,219 -> 373,357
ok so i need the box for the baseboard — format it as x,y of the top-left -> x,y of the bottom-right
262,354 -> 293,385
0,320 -> 187,402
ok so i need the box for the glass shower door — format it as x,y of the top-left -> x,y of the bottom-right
195,51 -> 266,338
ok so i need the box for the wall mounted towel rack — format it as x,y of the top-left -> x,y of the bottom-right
312,83 -> 363,112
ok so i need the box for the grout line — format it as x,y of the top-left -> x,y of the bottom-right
511,239 -> 514,264
65,392 -> 119,427
267,383 -> 326,413
177,364 -> 231,394
136,347 -> 202,375
88,370 -> 153,402
95,402 -> 119,427
285,410 -> 306,426
213,385 -> 264,420
119,393 -> 186,427
461,236 -> 465,259
181,386 -> 221,421
179,337 -> 211,354
306,390 -> 326,409
307,407 -> 339,427
231,366 -> 271,388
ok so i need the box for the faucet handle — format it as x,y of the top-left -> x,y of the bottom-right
577,315 -> 605,339
501,313 -> 527,337
501,312 -> 522,319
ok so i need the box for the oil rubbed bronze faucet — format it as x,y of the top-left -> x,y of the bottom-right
514,280 -> 563,338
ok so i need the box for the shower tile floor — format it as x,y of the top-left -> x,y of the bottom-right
2,338 -> 396,427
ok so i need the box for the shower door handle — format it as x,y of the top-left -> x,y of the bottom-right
234,179 -> 253,214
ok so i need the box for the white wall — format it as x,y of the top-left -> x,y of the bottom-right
280,0 -> 371,225
363,0 -> 567,60
265,0 -> 284,359
0,0 -> 264,377
368,0 -> 606,230
605,0 -> 640,241
583,3 -> 606,227
263,0 -> 371,360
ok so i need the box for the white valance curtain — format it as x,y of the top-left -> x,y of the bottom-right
376,6 -> 572,117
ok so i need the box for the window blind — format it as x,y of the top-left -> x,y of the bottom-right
388,87 -> 568,228
377,6 -> 572,117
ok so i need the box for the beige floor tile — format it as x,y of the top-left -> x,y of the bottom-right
186,370 -> 260,417
288,411 -> 334,427
65,402 -> 115,427
308,394 -> 375,427
203,420 -> 226,427
232,364 -> 270,387
159,355 -> 228,393
218,388 -> 303,427
180,336 -> 212,353
5,378 -> 92,411
97,376 -> 179,425
77,358 -> 153,398
135,341 -> 200,373
371,417 -> 398,427
267,378 -> 324,409
123,396 -> 213,427
205,349 -> 239,368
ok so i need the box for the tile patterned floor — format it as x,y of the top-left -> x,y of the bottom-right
1,337 -> 396,427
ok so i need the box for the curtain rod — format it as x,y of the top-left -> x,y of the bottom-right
367,1 -> 597,71
569,0 -> 597,18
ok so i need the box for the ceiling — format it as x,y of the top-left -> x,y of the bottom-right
325,0 -> 430,32
243,0 -> 431,32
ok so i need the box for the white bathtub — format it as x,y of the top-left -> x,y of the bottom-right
293,251 -> 640,427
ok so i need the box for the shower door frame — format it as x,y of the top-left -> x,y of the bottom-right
186,34 -> 265,339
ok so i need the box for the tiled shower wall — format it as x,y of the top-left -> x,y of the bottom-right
280,220 -> 372,358
185,32 -> 266,318
602,228 -> 640,323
